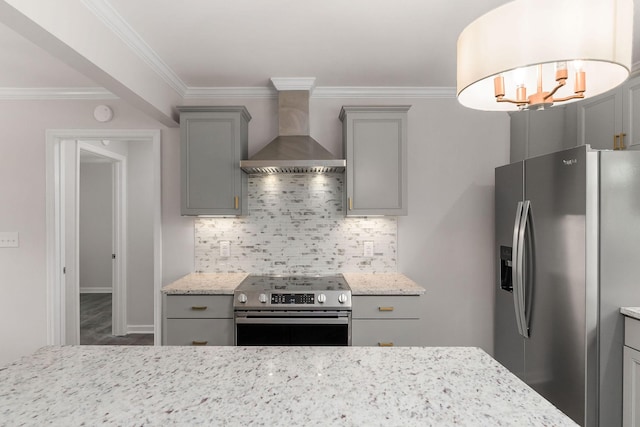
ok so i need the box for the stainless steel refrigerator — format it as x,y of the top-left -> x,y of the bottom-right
495,145 -> 640,427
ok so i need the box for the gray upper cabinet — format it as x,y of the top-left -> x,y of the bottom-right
509,106 -> 576,162
577,74 -> 640,151
178,106 -> 251,216
339,106 -> 410,216
510,75 -> 640,161
577,86 -> 623,150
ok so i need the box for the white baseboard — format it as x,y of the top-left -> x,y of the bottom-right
127,324 -> 154,334
80,286 -> 113,294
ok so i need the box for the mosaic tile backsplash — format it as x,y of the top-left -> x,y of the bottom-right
195,174 -> 397,274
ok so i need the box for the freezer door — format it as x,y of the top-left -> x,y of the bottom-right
523,146 -> 588,426
494,162 -> 525,379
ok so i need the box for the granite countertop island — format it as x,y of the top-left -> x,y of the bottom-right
621,307 -> 640,320
162,272 -> 424,295
0,346 -> 576,426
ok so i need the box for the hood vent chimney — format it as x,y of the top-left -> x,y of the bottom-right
240,78 -> 346,174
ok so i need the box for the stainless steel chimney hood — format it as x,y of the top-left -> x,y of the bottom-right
240,78 -> 345,174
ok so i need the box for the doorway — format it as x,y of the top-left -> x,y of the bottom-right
45,130 -> 162,346
78,144 -> 127,344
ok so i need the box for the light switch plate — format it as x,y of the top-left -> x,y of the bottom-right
220,240 -> 230,257
0,232 -> 19,248
364,241 -> 374,257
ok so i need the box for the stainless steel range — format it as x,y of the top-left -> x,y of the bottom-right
233,275 -> 352,346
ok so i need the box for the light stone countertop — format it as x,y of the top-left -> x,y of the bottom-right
621,307 -> 640,320
343,272 -> 425,295
162,272 -> 424,296
161,273 -> 248,294
0,346 -> 576,426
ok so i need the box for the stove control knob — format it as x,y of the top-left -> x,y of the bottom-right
259,293 -> 268,303
317,293 -> 327,303
237,293 -> 247,304
338,293 -> 348,304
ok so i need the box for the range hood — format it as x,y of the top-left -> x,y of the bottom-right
240,79 -> 345,174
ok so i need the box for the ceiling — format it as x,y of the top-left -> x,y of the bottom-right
0,0 -> 637,125
0,0 -> 515,89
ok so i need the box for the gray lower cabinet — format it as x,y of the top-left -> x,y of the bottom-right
178,106 -> 251,216
339,106 -> 410,216
624,317 -> 640,427
163,295 -> 234,346
352,295 -> 421,347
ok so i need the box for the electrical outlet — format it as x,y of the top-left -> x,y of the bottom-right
220,241 -> 230,257
0,232 -> 19,248
364,241 -> 374,257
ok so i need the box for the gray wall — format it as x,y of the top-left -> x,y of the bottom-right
79,162 -> 113,291
0,96 -> 508,365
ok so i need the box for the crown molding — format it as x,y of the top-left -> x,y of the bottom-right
270,77 -> 316,92
184,87 -> 276,99
313,86 -> 457,99
0,86 -> 457,101
0,87 -> 118,100
183,86 -> 456,100
82,0 -> 187,96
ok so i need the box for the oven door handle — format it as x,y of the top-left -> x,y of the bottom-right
235,317 -> 349,325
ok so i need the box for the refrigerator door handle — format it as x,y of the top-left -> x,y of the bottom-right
512,201 -> 525,337
516,200 -> 531,338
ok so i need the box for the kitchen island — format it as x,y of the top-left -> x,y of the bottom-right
0,346 -> 576,426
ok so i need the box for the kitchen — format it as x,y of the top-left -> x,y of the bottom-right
0,0 -> 638,425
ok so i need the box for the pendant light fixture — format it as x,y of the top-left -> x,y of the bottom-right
456,0 -> 633,111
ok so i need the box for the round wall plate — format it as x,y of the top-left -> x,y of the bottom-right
93,105 -> 113,122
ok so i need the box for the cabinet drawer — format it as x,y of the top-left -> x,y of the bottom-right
626,317 -> 640,351
352,296 -> 420,319
165,319 -> 234,346
352,319 -> 421,347
165,295 -> 233,319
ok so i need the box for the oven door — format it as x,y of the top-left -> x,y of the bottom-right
235,311 -> 351,346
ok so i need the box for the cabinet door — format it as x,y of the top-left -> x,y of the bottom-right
180,107 -> 249,216
352,319 -> 420,346
341,106 -> 409,216
624,346 -> 640,427
352,295 -> 420,319
165,319 -> 234,346
623,76 -> 640,151
510,108 -> 568,161
577,87 -> 623,150
509,111 -> 528,162
165,295 -> 233,319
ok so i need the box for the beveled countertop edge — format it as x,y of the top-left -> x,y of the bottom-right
621,307 -> 640,320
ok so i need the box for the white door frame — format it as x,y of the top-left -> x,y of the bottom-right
46,129 -> 162,345
78,142 -> 127,338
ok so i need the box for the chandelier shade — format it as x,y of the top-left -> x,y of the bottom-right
456,0 -> 633,111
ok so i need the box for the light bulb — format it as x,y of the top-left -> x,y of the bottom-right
573,60 -> 584,72
513,68 -> 526,87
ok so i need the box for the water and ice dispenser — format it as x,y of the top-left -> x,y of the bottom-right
500,245 -> 513,292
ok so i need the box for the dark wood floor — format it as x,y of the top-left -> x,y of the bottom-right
80,293 -> 154,345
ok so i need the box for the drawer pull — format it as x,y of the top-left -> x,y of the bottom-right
378,342 -> 394,347
191,306 -> 208,311
191,340 -> 208,346
378,306 -> 394,312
